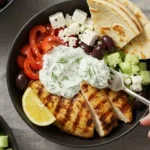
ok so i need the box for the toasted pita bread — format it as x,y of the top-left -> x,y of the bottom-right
87,0 -> 141,49
123,22 -> 150,59
116,0 -> 149,26
104,0 -> 142,32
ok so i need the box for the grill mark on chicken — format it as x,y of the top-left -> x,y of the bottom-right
45,95 -> 52,107
61,96 -> 77,125
88,89 -> 99,101
55,97 -> 63,116
82,83 -> 88,92
87,119 -> 93,127
73,102 -> 86,132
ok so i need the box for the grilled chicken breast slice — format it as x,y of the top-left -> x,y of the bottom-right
30,81 -> 94,138
80,82 -> 117,137
106,90 -> 133,123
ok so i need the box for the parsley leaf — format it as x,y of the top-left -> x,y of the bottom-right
57,58 -> 68,64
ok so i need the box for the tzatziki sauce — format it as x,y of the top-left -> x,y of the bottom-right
39,45 -> 110,99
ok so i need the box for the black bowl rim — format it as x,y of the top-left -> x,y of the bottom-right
6,0 -> 148,148
0,115 -> 18,149
0,0 -> 14,13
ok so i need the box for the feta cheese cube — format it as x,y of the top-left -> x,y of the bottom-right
69,37 -> 78,47
72,9 -> 87,24
85,18 -> 94,30
49,12 -> 66,29
65,14 -> 74,26
79,29 -> 98,46
63,23 -> 80,37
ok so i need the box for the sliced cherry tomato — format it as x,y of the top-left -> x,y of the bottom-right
27,49 -> 39,70
41,35 -> 64,53
29,25 -> 46,59
17,55 -> 25,69
36,57 -> 43,70
24,58 -> 39,80
21,44 -> 30,56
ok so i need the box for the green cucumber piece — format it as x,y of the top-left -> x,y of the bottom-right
119,62 -> 132,74
125,53 -> 139,65
0,148 -> 4,150
139,71 -> 150,85
119,51 -> 125,61
131,65 -> 140,74
107,52 -> 122,67
103,54 -> 109,65
0,136 -> 8,147
139,62 -> 147,70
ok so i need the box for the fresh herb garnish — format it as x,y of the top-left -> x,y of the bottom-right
58,82 -> 63,88
57,58 -> 68,64
85,67 -> 93,79
62,76 -> 69,81
51,72 -> 58,81
73,57 -> 82,64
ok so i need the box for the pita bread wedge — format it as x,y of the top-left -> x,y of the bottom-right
104,0 -> 143,32
123,22 -> 150,59
87,0 -> 141,49
116,0 -> 149,26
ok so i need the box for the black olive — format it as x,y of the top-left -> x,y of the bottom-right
91,43 -> 106,59
101,35 -> 116,53
80,42 -> 92,55
16,72 -> 29,91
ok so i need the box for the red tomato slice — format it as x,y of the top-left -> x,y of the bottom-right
17,55 -> 25,69
21,44 -> 30,56
29,25 -> 46,59
41,36 -> 64,53
36,57 -> 43,70
24,58 -> 39,80
27,49 -> 39,70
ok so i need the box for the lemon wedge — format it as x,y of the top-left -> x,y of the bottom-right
22,87 -> 56,126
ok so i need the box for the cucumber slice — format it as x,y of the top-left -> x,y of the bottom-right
119,62 -> 132,74
0,136 -> 8,147
107,52 -> 122,67
119,51 -> 125,61
139,62 -> 147,70
131,65 -> 140,74
103,54 -> 109,65
125,53 -> 139,65
0,148 -> 4,150
139,71 -> 150,85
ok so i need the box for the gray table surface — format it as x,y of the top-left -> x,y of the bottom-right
0,0 -> 150,149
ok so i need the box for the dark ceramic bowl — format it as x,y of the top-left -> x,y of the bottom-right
0,0 -> 13,13
6,0 -> 148,148
0,116 -> 18,150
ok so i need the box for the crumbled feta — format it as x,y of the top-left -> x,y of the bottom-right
65,14 -> 74,26
49,12 -> 66,29
79,25 -> 86,33
124,78 -> 132,86
85,18 -> 94,30
79,29 -> 98,46
131,75 -> 142,85
58,23 -> 80,38
72,9 -> 87,24
69,37 -> 78,47
130,75 -> 142,92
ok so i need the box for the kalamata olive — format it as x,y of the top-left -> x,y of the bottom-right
80,42 -> 92,55
0,0 -> 7,7
101,35 -> 116,53
132,91 -> 148,110
16,72 -> 29,91
91,43 -> 106,59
